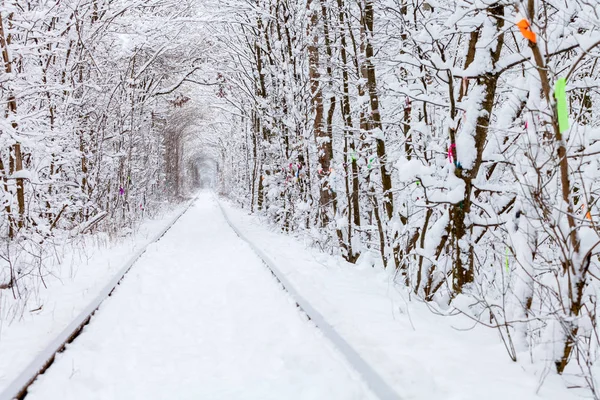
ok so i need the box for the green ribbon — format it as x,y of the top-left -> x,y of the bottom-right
367,156 -> 375,169
554,78 -> 569,133
505,247 -> 510,273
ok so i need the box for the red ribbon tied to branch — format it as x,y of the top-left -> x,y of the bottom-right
448,143 -> 456,164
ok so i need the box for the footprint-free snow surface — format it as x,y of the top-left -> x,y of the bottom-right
26,194 -> 374,400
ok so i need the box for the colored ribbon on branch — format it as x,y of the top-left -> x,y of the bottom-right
367,156 -> 376,169
554,78 -> 570,133
516,18 -> 536,43
581,204 -> 592,220
448,143 -> 456,164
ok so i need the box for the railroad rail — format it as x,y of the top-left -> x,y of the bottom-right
0,198 -> 197,400
215,197 -> 401,400
1,194 -> 401,400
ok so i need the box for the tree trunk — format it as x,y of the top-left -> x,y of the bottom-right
0,13 -> 24,235
307,0 -> 331,226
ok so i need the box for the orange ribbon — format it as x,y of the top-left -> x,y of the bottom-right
517,19 -> 537,43
581,204 -> 593,220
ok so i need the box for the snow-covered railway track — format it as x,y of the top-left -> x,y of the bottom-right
2,193 -> 399,400
215,197 -> 401,400
0,199 -> 198,400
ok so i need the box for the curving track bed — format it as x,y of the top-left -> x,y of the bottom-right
21,193 -> 375,400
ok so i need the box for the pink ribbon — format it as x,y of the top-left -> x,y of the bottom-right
448,144 -> 456,163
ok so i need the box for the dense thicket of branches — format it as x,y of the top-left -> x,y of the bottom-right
0,0 -> 216,316
215,0 -> 600,395
2,0 -> 600,395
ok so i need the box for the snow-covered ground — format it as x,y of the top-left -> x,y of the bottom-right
25,193 -> 374,399
218,198 -> 581,400
2,192 -> 584,399
0,202 -> 190,395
